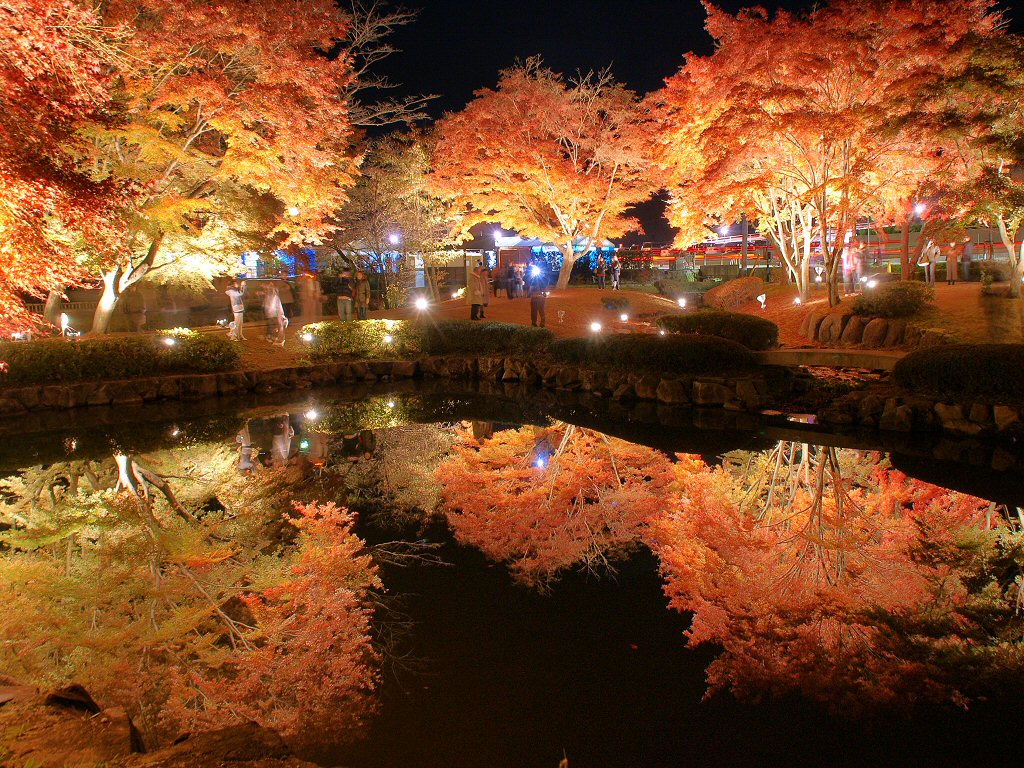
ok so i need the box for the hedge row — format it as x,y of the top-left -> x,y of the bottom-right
656,310 -> 779,350
548,333 -> 756,375
852,282 -> 933,318
0,331 -> 240,386
892,343 -> 1024,400
302,319 -> 554,362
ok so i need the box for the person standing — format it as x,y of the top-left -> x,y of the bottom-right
468,261 -> 485,320
962,238 -> 973,282
528,264 -> 548,328
354,270 -> 370,320
277,271 -> 295,319
262,283 -> 287,345
297,271 -> 322,323
610,255 -> 621,290
595,255 -> 607,289
226,279 -> 247,341
515,265 -> 525,298
480,264 -> 491,318
918,241 -> 936,286
946,241 -> 958,285
506,264 -> 517,300
336,270 -> 355,321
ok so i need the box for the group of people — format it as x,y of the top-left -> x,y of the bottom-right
224,269 -> 373,345
334,269 -> 372,321
466,260 -> 551,327
918,238 -> 973,286
594,255 -> 622,290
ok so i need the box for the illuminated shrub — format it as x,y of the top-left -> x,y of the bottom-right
656,310 -> 779,350
0,334 -> 239,385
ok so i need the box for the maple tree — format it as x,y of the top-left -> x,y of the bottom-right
430,58 -> 654,289
330,133 -> 455,305
0,445 -> 381,748
917,33 -> 1024,297
647,0 -> 994,304
79,0 -> 361,333
650,445 -> 1024,711
435,423 -> 674,588
0,0 -> 129,334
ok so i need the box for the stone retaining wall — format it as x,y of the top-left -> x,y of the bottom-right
0,356 -> 781,418
819,387 -> 1023,461
799,310 -> 955,349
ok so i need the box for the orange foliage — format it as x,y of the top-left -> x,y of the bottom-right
166,502 -> 381,748
0,0 -> 128,332
436,424 -> 674,588
430,59 -> 654,288
647,0 -> 995,302
651,451 -> 1013,711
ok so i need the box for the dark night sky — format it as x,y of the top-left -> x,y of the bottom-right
371,0 -> 1024,245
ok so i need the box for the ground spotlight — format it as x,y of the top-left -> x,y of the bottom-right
677,298 -> 686,308
304,409 -> 319,420
162,337 -> 176,347
414,297 -> 429,311
301,332 -> 314,342
619,313 -> 629,321
383,334 -> 394,344
590,321 -> 602,333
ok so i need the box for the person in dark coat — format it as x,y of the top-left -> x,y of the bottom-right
528,264 -> 548,328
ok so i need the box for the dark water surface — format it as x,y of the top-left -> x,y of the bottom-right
2,383 -> 1022,767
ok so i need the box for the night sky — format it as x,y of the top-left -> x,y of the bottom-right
372,0 -> 1024,244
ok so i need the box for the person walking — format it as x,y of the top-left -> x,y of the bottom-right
610,255 -> 621,290
225,279 -> 247,341
354,270 -> 370,320
595,255 -> 607,289
336,270 -> 355,321
262,283 -> 287,345
506,264 -> 517,300
468,261 -> 485,320
528,264 -> 548,328
946,241 -> 958,285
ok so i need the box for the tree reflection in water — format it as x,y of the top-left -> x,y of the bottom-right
436,422 -> 675,589
651,444 -> 1024,711
0,442 -> 381,750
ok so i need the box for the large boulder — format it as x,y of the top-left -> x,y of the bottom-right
817,313 -> 850,345
861,318 -> 889,348
839,315 -> 868,346
801,309 -> 827,341
656,378 -> 690,404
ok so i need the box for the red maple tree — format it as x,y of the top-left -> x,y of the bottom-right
651,448 -> 1021,711
436,424 -> 674,588
0,0 -> 128,333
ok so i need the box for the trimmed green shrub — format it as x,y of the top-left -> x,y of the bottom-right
704,276 -> 766,310
656,310 -> 779,350
301,319 -> 553,361
301,319 -> 422,362
852,282 -> 933,318
548,333 -> 756,375
654,278 -> 718,299
419,320 -> 553,355
0,331 -> 240,386
892,343 -> 1024,400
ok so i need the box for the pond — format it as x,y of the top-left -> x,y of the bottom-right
2,382 -> 1023,767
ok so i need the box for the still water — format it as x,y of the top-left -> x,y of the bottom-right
1,383 -> 1023,767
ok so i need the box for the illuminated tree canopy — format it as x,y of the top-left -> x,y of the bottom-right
431,58 -> 654,288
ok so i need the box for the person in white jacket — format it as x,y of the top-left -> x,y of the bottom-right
225,280 -> 247,340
